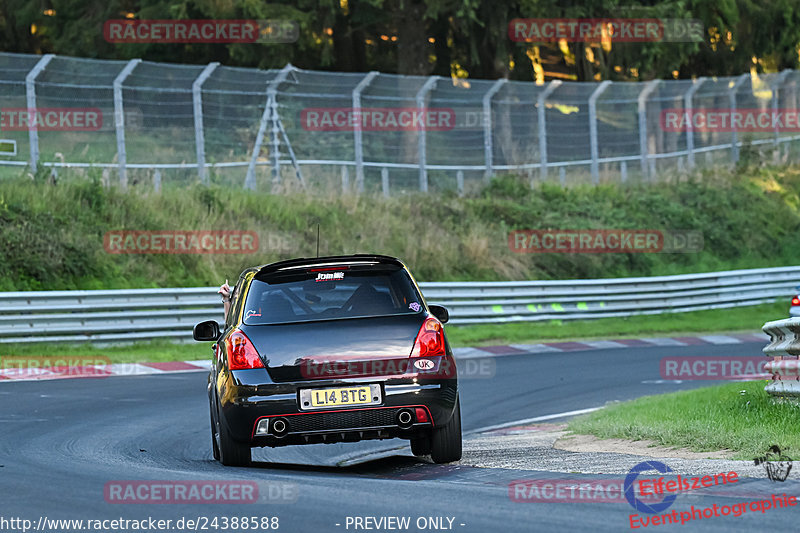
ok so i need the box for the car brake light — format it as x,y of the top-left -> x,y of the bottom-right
226,330 -> 264,370
792,297 -> 800,307
410,317 -> 446,358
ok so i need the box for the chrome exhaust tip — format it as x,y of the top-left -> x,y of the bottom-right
397,409 -> 414,428
272,417 -> 289,436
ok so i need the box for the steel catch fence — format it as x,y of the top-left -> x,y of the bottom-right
2,52 -> 800,194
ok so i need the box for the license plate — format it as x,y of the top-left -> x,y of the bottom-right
299,384 -> 382,410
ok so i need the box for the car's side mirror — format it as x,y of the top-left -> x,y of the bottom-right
429,304 -> 449,324
193,320 -> 221,341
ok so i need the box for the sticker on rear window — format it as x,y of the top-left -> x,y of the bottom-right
409,302 -> 421,312
315,272 -> 344,282
245,308 -> 262,319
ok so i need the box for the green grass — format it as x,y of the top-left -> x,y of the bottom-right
0,301 -> 781,364
2,163 -> 800,291
0,339 -> 209,365
443,301 -> 783,346
567,381 -> 800,459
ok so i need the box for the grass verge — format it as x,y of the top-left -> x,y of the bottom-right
442,301 -> 782,346
2,164 -> 800,291
0,302 -> 780,365
567,381 -> 800,459
0,339 -> 208,365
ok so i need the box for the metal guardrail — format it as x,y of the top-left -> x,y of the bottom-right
1,266 -> 799,344
762,317 -> 800,398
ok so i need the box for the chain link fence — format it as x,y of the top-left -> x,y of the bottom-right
2,52 -> 800,195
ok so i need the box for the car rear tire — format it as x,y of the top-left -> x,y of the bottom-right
411,435 -> 432,456
430,397 -> 462,464
209,406 -> 220,461
216,409 -> 251,467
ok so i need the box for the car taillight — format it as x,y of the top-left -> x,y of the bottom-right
792,296 -> 800,307
410,317 -> 446,358
225,330 -> 264,370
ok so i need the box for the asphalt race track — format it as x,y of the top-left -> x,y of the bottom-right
1,340 -> 797,532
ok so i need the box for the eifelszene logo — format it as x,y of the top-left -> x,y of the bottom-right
624,461 -> 678,514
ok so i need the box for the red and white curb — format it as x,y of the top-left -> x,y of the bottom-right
0,333 -> 769,383
0,360 -> 210,382
451,333 -> 769,359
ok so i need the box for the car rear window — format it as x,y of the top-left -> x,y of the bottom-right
242,266 -> 423,325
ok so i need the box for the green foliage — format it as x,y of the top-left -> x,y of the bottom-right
1,0 -> 797,79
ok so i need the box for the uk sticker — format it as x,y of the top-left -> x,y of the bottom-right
413,359 -> 436,371
409,302 -> 421,312
315,272 -> 344,282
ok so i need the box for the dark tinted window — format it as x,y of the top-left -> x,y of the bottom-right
243,266 -> 423,325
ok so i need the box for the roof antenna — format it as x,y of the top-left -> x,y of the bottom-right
316,223 -> 320,258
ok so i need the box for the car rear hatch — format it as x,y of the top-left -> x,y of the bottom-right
242,314 -> 425,382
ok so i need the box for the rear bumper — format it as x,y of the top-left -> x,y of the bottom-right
251,404 -> 434,447
213,368 -> 458,447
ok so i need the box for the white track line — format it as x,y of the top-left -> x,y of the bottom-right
698,335 -> 742,345
468,406 -> 604,434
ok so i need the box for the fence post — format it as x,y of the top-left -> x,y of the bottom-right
684,77 -> 707,169
772,69 -> 792,147
353,71 -> 378,194
25,54 -> 54,174
537,80 -> 561,180
341,165 -> 349,193
416,76 -> 439,193
637,79 -> 660,180
381,167 -> 390,197
456,169 -> 464,196
589,80 -> 612,184
113,59 -> 141,189
729,73 -> 749,163
245,64 -> 294,190
192,62 -> 219,185
482,78 -> 507,179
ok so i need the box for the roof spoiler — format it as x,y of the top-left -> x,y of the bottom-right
255,254 -> 405,277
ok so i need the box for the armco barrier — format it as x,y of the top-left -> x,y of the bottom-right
762,317 -> 800,398
1,266 -> 799,344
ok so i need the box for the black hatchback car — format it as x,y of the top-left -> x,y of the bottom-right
193,254 -> 461,466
